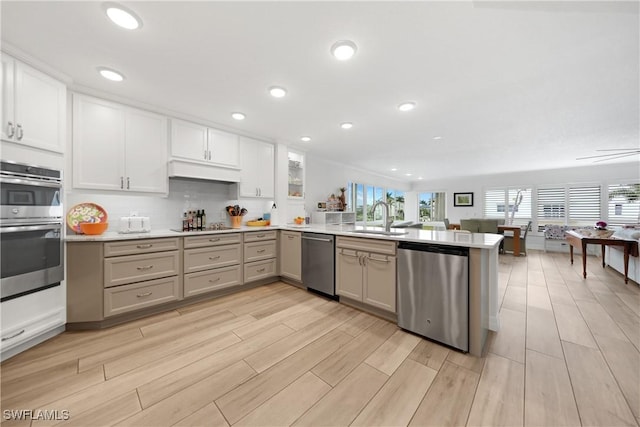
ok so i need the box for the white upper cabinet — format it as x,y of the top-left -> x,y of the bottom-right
170,119 -> 239,168
238,136 -> 274,198
1,54 -> 66,153
73,94 -> 168,194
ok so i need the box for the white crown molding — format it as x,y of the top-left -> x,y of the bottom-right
1,41 -> 73,85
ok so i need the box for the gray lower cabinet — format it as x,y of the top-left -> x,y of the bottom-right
280,230 -> 301,281
183,233 -> 243,297
244,231 -> 277,282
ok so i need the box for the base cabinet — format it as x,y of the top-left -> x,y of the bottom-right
336,237 -> 396,313
280,230 -> 301,281
244,231 -> 277,282
183,233 -> 242,297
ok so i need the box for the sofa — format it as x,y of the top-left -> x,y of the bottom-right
460,218 -> 504,234
605,228 -> 640,285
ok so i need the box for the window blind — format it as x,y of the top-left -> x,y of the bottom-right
508,188 -> 532,220
537,187 -> 566,224
484,190 -> 505,218
568,186 -> 601,224
608,183 -> 640,226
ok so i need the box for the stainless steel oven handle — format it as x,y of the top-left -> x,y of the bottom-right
0,223 -> 62,233
0,176 -> 62,189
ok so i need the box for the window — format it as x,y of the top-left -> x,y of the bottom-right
483,188 -> 532,225
608,183 -> 640,226
348,183 -> 406,225
419,192 -> 446,221
535,184 -> 602,228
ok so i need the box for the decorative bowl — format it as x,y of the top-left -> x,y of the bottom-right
294,218 -> 304,225
80,222 -> 108,235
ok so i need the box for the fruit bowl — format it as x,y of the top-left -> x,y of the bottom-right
294,217 -> 304,225
80,222 -> 108,235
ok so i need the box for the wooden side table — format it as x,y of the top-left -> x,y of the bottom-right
497,225 -> 521,256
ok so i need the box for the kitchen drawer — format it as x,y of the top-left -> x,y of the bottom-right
243,230 -> 277,243
104,251 -> 180,288
244,240 -> 276,263
104,238 -> 180,257
104,276 -> 181,317
184,233 -> 242,249
244,259 -> 277,283
336,236 -> 397,255
184,265 -> 242,298
1,309 -> 64,351
184,244 -> 241,273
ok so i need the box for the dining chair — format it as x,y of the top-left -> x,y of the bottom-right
503,221 -> 532,255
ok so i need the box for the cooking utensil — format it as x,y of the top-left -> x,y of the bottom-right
240,208 -> 248,216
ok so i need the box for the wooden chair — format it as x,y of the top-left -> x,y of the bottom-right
503,221 -> 532,255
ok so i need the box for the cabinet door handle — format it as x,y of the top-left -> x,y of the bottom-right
257,267 -> 266,273
16,124 -> 23,140
136,292 -> 152,298
2,329 -> 25,341
209,238 -> 220,242
256,234 -> 265,238
136,265 -> 154,271
368,255 -> 391,263
287,235 -> 294,240
6,121 -> 14,138
120,176 -> 124,189
208,150 -> 212,160
204,150 -> 208,160
209,255 -> 221,260
209,277 -> 221,283
127,177 -> 130,190
136,244 -> 153,249
257,249 -> 266,253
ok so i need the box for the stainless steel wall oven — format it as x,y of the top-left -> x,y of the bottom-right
0,161 -> 63,302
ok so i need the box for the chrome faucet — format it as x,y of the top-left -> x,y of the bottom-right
371,201 -> 393,232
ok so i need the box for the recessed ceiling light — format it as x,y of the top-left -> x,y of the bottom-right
104,2 -> 142,30
391,168 -> 397,171
433,136 -> 443,140
269,86 -> 287,98
231,112 -> 246,121
300,136 -> 311,142
397,102 -> 416,112
405,173 -> 413,176
97,67 -> 125,82
418,177 -> 423,180
330,40 -> 357,61
340,122 -> 353,130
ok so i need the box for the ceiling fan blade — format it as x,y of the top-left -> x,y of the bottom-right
577,151 -> 640,160
592,153 -> 640,163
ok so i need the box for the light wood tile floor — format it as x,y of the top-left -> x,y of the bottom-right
1,251 -> 639,427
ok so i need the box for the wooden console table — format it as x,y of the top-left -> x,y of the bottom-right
565,230 -> 637,284
497,225 -> 521,257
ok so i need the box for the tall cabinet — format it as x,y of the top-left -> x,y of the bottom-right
72,94 -> 168,194
238,136 -> 274,198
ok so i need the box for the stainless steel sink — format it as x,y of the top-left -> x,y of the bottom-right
350,230 -> 409,236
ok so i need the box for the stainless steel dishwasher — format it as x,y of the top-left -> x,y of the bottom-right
301,232 -> 336,297
397,242 -> 469,352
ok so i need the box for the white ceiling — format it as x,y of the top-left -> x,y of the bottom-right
2,1 -> 639,182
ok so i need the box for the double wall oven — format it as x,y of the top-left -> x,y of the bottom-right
0,161 -> 63,302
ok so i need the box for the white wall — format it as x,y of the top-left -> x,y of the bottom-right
411,162 -> 640,224
304,154 -> 411,216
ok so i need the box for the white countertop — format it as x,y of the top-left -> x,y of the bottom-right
66,223 -> 503,249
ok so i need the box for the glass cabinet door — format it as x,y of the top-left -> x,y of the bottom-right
288,151 -> 304,199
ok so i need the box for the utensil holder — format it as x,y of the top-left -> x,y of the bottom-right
230,216 -> 242,228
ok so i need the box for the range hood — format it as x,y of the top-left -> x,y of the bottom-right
168,160 -> 241,183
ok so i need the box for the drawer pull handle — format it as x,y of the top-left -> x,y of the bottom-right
209,255 -> 221,260
209,277 -> 221,283
136,292 -> 153,298
209,238 -> 221,242
257,267 -> 266,272
257,249 -> 266,253
256,234 -> 265,238
288,235 -> 294,239
137,244 -> 153,249
2,329 -> 25,341
136,265 -> 154,271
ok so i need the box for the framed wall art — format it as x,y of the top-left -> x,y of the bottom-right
454,192 -> 474,207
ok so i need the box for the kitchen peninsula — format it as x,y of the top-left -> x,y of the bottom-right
66,225 -> 502,357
